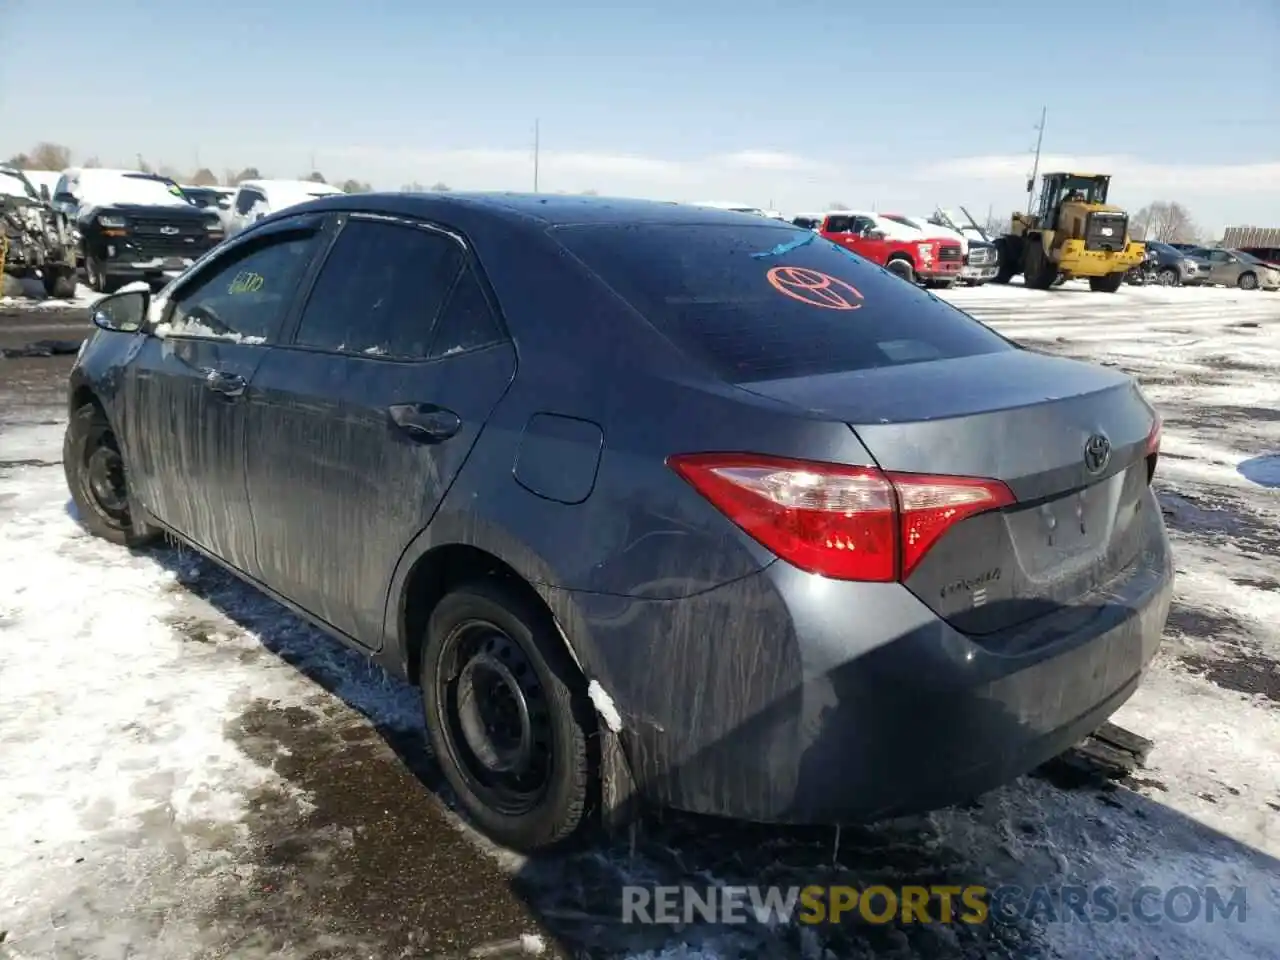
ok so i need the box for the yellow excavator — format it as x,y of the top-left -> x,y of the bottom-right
992,172 -> 1145,292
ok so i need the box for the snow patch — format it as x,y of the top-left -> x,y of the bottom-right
588,679 -> 623,733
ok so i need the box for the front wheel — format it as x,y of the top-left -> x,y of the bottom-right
63,402 -> 159,547
1089,273 -> 1125,293
84,255 -> 118,294
1158,267 -> 1180,287
1238,272 -> 1258,291
885,257 -> 915,284
421,581 -> 597,853
43,269 -> 77,299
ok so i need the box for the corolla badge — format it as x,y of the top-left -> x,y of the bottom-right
1084,433 -> 1111,474
160,225 -> 179,235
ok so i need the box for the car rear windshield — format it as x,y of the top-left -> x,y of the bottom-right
551,222 -> 1014,382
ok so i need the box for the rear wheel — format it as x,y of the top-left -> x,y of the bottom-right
1238,272 -> 1258,291
1089,273 -> 1124,293
421,580 -> 596,853
63,402 -> 159,547
1158,267 -> 1180,287
885,257 -> 915,284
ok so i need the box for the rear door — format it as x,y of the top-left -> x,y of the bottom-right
245,213 -> 516,648
123,214 -> 329,574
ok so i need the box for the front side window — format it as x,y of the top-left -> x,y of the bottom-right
234,189 -> 260,215
158,229 -> 320,343
292,218 -> 465,358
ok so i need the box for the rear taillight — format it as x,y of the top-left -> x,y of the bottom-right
667,453 -> 1014,582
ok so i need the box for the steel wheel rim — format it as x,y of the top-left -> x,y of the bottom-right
438,619 -> 553,816
84,433 -> 129,524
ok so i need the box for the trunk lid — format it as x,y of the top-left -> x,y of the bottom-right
740,350 -> 1159,635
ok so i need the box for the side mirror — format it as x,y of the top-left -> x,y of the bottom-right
867,230 -> 886,241
39,184 -> 50,201
90,288 -> 150,334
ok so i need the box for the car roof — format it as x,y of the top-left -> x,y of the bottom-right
280,191 -> 795,228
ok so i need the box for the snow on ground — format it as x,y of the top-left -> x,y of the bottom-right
0,277 -> 97,309
0,283 -> 1278,959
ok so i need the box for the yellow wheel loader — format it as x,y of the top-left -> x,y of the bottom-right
992,172 -> 1145,292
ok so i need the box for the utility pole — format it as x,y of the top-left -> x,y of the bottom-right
533,119 -> 540,193
1027,106 -> 1046,214
310,149 -> 317,173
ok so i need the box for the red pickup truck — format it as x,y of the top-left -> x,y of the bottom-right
794,211 -> 964,287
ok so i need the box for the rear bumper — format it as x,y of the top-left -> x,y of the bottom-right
558,492 -> 1172,824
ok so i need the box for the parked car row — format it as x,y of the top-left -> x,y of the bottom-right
21,167 -> 347,294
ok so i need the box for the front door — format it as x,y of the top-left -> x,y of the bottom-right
123,216 -> 328,574
246,213 -> 515,647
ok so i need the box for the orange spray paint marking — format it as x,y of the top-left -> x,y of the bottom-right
766,267 -> 864,310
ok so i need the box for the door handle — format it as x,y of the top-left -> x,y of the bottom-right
205,370 -> 246,398
387,403 -> 461,443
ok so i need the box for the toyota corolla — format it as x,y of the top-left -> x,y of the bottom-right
65,194 -> 1172,852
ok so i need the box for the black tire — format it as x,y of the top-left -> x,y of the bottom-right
421,580 -> 596,853
1158,267 -> 1180,287
84,255 -> 118,294
63,402 -> 159,547
1089,273 -> 1124,293
43,270 -> 77,299
1238,272 -> 1258,291
1023,242 -> 1056,290
885,257 -> 915,284
992,238 -> 1019,284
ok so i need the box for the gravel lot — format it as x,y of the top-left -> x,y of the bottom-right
1,283 -> 1278,960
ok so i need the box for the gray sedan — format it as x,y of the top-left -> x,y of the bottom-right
1193,248 -> 1280,290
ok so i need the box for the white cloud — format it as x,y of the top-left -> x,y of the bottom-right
916,154 -> 1280,196
288,144 -> 1280,231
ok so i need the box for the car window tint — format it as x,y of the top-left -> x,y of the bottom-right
162,230 -> 320,344
293,218 -> 464,358
428,264 -> 504,358
552,222 -> 1014,383
233,190 -> 255,215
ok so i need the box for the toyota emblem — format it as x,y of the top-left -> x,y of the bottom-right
160,225 -> 179,235
1083,433 -> 1111,474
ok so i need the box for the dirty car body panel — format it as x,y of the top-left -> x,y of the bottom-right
70,193 -> 1172,828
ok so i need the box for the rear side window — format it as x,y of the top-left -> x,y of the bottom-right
427,265 -> 505,358
552,222 -> 1014,383
293,217 -> 464,358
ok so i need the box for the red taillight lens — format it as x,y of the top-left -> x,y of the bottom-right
1146,415 -> 1162,456
667,453 -> 1014,582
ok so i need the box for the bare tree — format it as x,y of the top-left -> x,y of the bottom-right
5,153 -> 30,168
581,188 -> 599,196
341,178 -> 372,194
827,201 -> 850,210
82,155 -> 102,168
429,181 -> 450,192
232,167 -> 261,184
30,142 -> 72,170
982,214 -> 1010,237
303,171 -> 327,183
190,168 -> 219,186
158,165 -> 184,182
1132,201 -> 1198,243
